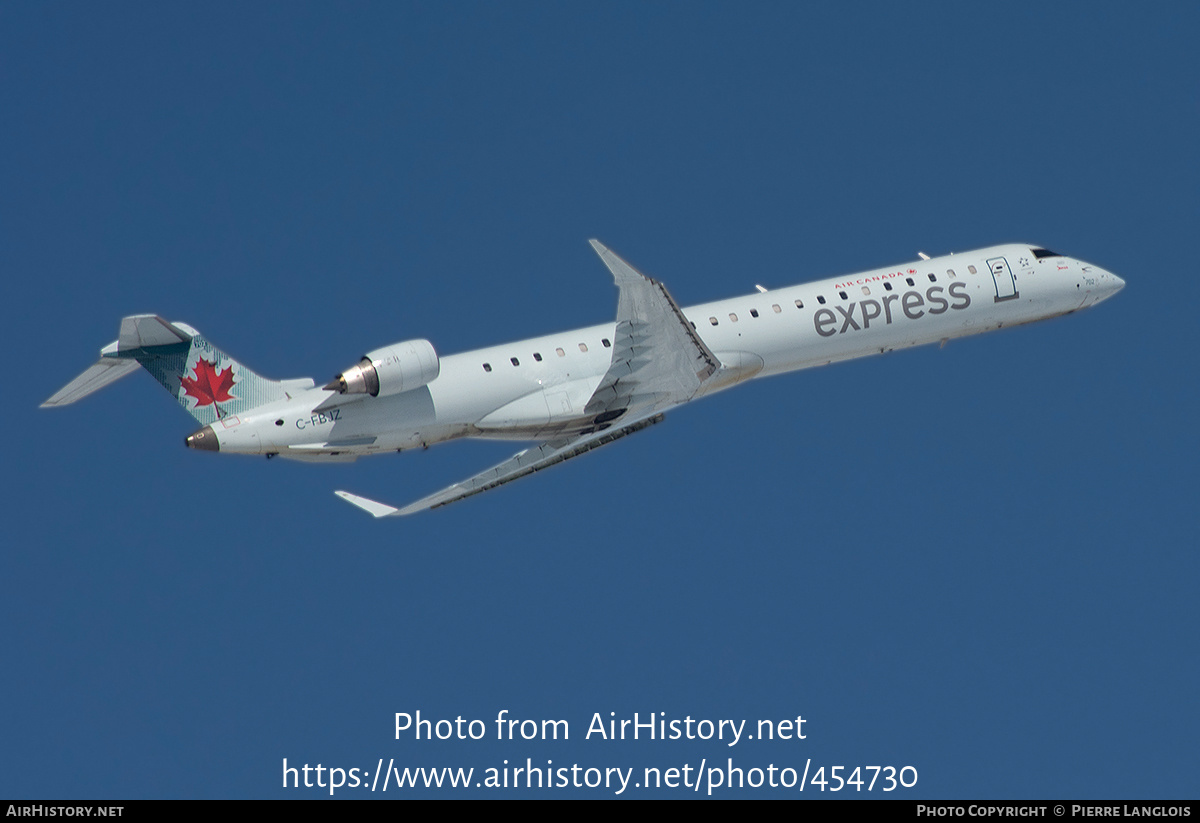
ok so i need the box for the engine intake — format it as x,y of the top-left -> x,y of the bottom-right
325,339 -> 439,398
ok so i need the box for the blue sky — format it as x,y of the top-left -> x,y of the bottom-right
3,2 -> 1197,798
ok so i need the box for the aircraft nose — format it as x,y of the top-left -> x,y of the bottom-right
185,425 -> 220,451
1082,264 -> 1125,306
1099,269 -> 1125,302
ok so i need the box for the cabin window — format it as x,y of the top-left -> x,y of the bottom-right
690,321 -> 696,329
861,286 -> 870,296
968,265 -> 978,274
578,343 -> 588,352
928,273 -> 937,282
772,304 -> 781,313
556,347 -> 565,357
602,338 -> 611,347
817,295 -> 826,305
947,269 -> 956,278
709,316 -> 718,325
533,352 -> 542,362
750,308 -> 759,318
482,363 -> 492,372
884,281 -> 893,291
794,299 -> 804,309
510,357 -> 519,366
838,291 -> 847,300
729,313 -> 738,322
906,277 -> 915,286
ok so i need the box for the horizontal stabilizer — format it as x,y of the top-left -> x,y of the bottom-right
43,313 -> 296,424
118,315 -> 192,350
41,358 -> 140,407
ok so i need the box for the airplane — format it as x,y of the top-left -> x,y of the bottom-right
42,241 -> 1124,517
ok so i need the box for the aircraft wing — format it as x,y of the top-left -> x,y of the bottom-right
336,240 -> 711,518
335,411 -> 664,518
585,239 -> 719,417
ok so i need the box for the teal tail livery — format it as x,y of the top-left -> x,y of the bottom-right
41,314 -> 310,426
42,242 -> 1124,516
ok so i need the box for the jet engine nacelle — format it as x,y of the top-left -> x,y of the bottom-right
326,339 -> 440,398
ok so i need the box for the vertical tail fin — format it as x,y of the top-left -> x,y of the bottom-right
43,315 -> 293,425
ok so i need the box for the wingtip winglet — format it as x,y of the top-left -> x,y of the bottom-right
334,490 -> 400,518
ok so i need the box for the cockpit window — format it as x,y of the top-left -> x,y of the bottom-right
1031,248 -> 1063,259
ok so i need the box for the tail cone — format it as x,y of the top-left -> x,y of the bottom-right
185,425 -> 220,451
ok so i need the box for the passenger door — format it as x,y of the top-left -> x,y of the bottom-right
987,257 -> 1019,302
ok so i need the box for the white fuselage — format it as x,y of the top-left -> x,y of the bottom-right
211,244 -> 1124,459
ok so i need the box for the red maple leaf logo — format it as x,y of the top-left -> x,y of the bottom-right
180,358 -> 237,407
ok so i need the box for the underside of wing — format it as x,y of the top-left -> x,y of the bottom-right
335,412 -> 664,517
335,240 -> 718,518
585,240 -> 719,418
